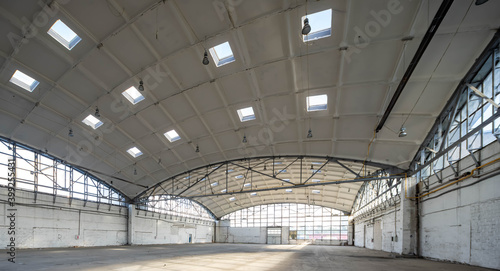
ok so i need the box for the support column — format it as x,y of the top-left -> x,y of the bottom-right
128,204 -> 136,245
401,177 -> 418,255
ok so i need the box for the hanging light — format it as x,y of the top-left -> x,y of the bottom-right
95,107 -> 100,118
195,144 -> 200,153
242,135 -> 247,143
398,126 -> 407,137
138,80 -> 144,91
134,167 -> 137,175
263,164 -> 267,171
307,128 -> 313,138
302,18 -> 311,35
310,164 -> 314,170
202,50 -> 209,65
68,128 -> 74,137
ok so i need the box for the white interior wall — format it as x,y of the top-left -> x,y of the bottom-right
418,143 -> 500,270
131,210 -> 214,245
353,205 -> 403,254
0,189 -> 128,248
0,189 -> 215,249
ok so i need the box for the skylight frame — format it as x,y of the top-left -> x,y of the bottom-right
82,114 -> 103,130
237,107 -> 256,122
209,41 -> 235,67
47,19 -> 82,50
302,9 -> 332,42
164,130 -> 181,142
127,147 -> 143,158
122,86 -> 145,105
307,94 -> 328,112
9,70 -> 39,92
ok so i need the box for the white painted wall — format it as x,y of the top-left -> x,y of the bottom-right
0,189 -> 215,249
418,143 -> 500,270
353,204 -> 403,254
130,210 -> 214,245
0,189 -> 127,248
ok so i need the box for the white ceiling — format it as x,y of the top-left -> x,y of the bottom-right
0,0 -> 499,217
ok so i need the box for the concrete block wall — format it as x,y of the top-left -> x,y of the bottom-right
0,189 -> 127,248
130,210 -> 214,245
418,143 -> 500,270
353,205 -> 403,254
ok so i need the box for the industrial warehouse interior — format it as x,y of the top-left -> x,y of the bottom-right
0,0 -> 499,270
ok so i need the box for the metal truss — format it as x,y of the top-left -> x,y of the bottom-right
409,31 -> 500,178
351,175 -> 402,219
0,136 -> 128,206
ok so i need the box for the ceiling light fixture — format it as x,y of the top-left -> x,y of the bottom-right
138,80 -> 144,91
68,128 -> 74,137
202,50 -> 209,65
310,164 -> 314,170
307,129 -> 313,138
95,107 -> 100,118
398,127 -> 407,137
195,144 -> 200,153
475,0 -> 489,5
242,135 -> 247,143
134,165 -> 137,175
263,164 -> 267,170
302,18 -> 311,35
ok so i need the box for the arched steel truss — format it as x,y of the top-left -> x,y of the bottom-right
134,155 -> 404,219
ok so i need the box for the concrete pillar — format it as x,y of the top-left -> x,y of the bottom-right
401,177 -> 418,255
128,204 -> 136,245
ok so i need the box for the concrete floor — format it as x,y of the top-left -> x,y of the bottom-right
1,244 -> 494,271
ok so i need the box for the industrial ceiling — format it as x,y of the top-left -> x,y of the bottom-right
0,0 -> 499,217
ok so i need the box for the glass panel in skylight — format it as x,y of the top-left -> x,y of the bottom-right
122,86 -> 145,105
285,189 -> 293,193
250,192 -> 257,196
211,182 -> 219,187
47,19 -> 82,50
307,94 -> 328,111
302,9 -> 332,42
127,147 -> 143,158
9,70 -> 39,92
221,189 -> 227,193
237,107 -> 256,122
235,175 -> 244,179
244,183 -> 251,187
82,115 -> 103,130
164,130 -> 181,142
312,190 -> 321,194
229,197 -> 236,201
209,41 -> 235,67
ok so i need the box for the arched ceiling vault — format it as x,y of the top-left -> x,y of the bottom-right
0,0 -> 499,215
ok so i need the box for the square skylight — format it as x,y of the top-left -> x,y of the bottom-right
229,197 -> 236,201
10,70 -> 39,92
302,9 -> 332,42
235,175 -> 244,179
285,189 -> 293,193
209,41 -> 235,67
221,189 -> 227,193
164,130 -> 181,142
122,86 -> 145,105
237,107 -> 256,122
82,114 -> 103,130
127,147 -> 143,158
312,179 -> 321,183
307,94 -> 328,111
244,183 -> 251,187
312,190 -> 321,194
47,19 -> 82,50
211,182 -> 219,187
250,192 -> 257,196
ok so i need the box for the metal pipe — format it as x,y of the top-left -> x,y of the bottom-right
375,0 -> 454,133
